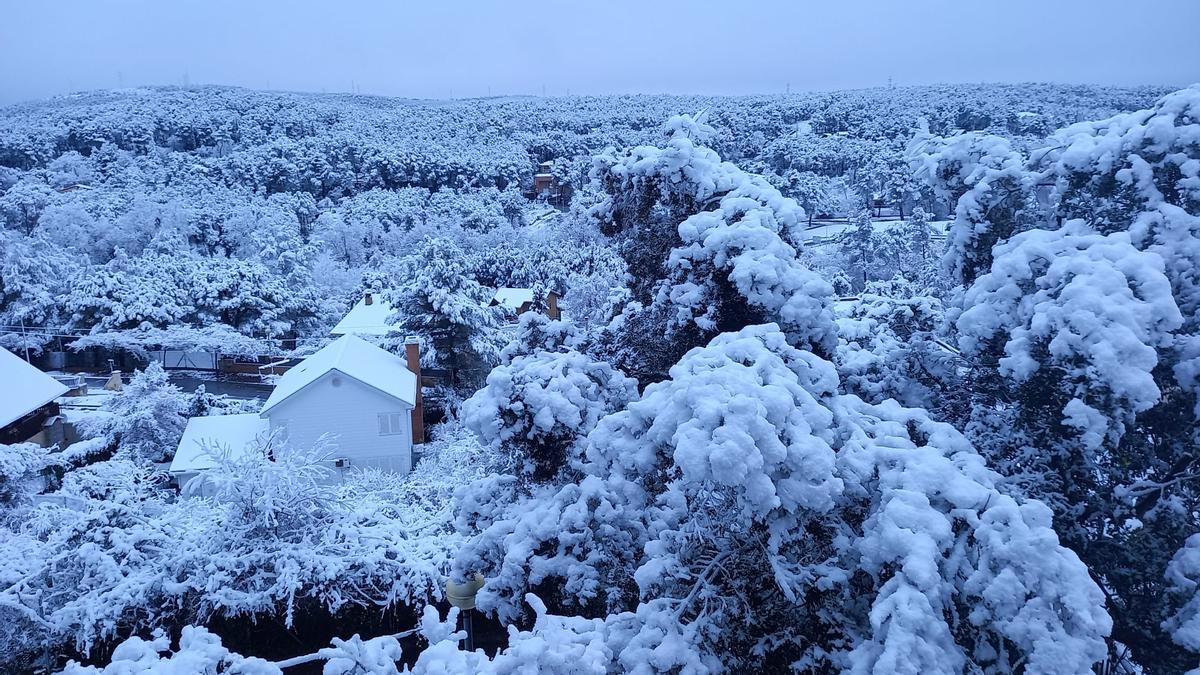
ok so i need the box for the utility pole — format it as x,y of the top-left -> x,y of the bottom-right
19,317 -> 30,363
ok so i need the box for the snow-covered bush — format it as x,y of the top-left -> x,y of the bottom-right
76,362 -> 189,463
59,626 -> 282,674
835,288 -> 955,407
0,442 -> 52,506
958,221 -> 1182,449
455,324 -> 1110,672
462,328 -> 637,481
0,430 -> 480,664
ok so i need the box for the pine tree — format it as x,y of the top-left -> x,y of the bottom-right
387,237 -> 505,391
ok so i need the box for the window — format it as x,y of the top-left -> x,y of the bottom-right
378,412 -> 406,436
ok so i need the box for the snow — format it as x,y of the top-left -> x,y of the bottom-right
261,334 -> 417,412
593,116 -> 837,354
1,82 -> 1191,673
958,221 -> 1183,440
452,324 -> 1110,671
799,218 -> 949,246
1166,534 -> 1200,652
0,346 -> 68,428
168,413 -> 269,474
329,293 -> 398,337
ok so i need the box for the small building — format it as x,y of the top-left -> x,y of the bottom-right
490,288 -> 561,321
169,413 -> 270,495
169,334 -> 424,490
530,160 -> 571,207
0,347 -> 69,446
330,291 -> 397,338
534,161 -> 557,196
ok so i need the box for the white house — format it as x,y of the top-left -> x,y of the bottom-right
170,334 -> 423,488
331,288 -> 564,341
0,347 -> 68,446
170,413 -> 270,495
489,287 -> 561,321
330,291 -> 396,338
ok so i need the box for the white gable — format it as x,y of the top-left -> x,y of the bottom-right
261,334 -> 416,414
0,347 -> 69,429
330,293 -> 397,337
169,413 -> 269,474
492,287 -> 535,310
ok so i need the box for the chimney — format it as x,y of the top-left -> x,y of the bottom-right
364,292 -> 374,306
546,290 -> 560,320
405,336 -> 424,445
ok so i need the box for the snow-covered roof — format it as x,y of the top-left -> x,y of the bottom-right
169,413 -> 269,474
491,287 -> 536,311
330,293 -> 397,337
0,347 -> 69,429
261,334 -> 417,414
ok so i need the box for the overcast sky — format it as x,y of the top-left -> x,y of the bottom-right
2,0 -> 1198,105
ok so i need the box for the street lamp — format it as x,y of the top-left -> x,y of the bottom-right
445,573 -> 485,651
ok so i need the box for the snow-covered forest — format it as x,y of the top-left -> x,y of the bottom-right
1,80 -> 1199,673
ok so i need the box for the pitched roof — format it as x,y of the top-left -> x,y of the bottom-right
330,293 -> 397,337
261,334 -> 417,414
0,347 -> 69,429
170,413 -> 269,474
491,287 -> 536,310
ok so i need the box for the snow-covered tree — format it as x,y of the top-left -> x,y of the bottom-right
1165,534 -> 1200,659
926,86 -> 1200,671
462,335 -> 636,481
590,114 -> 836,381
455,325 -> 1110,672
386,237 -> 505,390
835,285 -> 956,408
839,204 -> 880,288
77,362 -> 189,463
959,222 -> 1181,457
907,129 -> 1041,285
0,230 -> 78,352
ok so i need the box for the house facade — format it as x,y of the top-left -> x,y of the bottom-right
261,366 -> 415,474
489,287 -> 561,321
0,347 -> 68,446
170,334 -> 423,488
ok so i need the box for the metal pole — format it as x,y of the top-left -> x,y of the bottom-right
19,317 -> 30,363
463,608 -> 474,652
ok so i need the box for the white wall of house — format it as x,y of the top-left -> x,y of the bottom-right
264,370 -> 413,476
